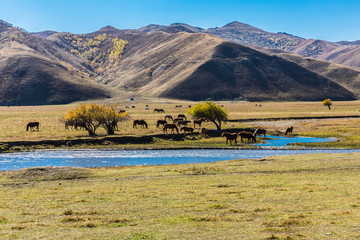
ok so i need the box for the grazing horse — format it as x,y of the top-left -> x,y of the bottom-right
164,115 -> 173,121
181,126 -> 194,134
133,120 -> 148,128
173,118 -> 184,125
177,114 -> 187,120
154,108 -> 165,113
193,119 -> 204,128
200,127 -> 207,137
175,105 -> 182,108
285,126 -> 293,136
163,123 -> 179,134
26,122 -> 39,131
239,131 -> 256,143
156,120 -> 167,128
254,128 -> 266,138
221,132 -> 238,145
177,120 -> 191,127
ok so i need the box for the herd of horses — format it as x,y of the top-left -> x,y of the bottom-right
133,113 -> 207,136
25,103 -> 294,146
221,126 -> 294,145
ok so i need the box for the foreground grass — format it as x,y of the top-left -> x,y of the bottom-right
1,152 -> 360,239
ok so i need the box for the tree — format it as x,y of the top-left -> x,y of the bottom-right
322,98 -> 332,110
187,102 -> 228,130
64,104 -> 127,135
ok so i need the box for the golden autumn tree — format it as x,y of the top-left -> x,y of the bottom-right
187,102 -> 228,130
322,98 -> 332,110
64,104 -> 127,135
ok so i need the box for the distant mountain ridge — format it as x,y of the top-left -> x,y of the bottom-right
138,21 -> 360,70
0,19 -> 360,104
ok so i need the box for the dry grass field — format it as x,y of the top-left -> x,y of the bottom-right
1,152 -> 360,239
0,100 -> 360,239
0,99 -> 359,147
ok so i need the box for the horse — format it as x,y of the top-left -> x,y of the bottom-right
221,132 -> 238,145
181,126 -> 194,134
164,115 -> 173,121
193,119 -> 204,128
144,107 -> 149,111
163,123 -> 179,134
175,105 -> 182,108
254,128 -> 266,138
156,120 -> 167,128
133,120 -> 148,128
177,120 -> 191,127
173,118 -> 184,125
154,108 -> 165,113
177,114 -> 187,120
239,131 -> 256,143
285,126 -> 293,136
200,127 -> 207,137
26,122 -> 39,131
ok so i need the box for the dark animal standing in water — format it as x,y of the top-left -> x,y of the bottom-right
133,120 -> 148,128
285,126 -> 293,136
239,131 -> 256,143
254,128 -> 266,138
221,132 -> 238,145
156,120 -> 167,128
163,123 -> 179,134
26,122 -> 39,131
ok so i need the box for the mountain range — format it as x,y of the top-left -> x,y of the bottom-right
0,19 -> 360,105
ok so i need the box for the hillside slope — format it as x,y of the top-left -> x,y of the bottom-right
0,26 -> 112,105
91,31 -> 355,101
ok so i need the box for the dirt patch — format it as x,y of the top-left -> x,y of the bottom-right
5,166 -> 92,181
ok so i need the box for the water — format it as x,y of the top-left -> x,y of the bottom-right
0,135 -> 358,171
255,135 -> 336,147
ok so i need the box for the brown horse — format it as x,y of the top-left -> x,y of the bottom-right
221,132 -> 238,145
173,117 -> 184,125
285,126 -> 293,136
177,114 -> 187,120
254,128 -> 266,138
239,131 -> 256,143
180,126 -> 194,134
177,120 -> 191,127
133,120 -> 148,128
193,119 -> 204,128
26,122 -> 39,131
156,120 -> 167,128
163,123 -> 179,134
164,115 -> 173,121
200,127 -> 207,137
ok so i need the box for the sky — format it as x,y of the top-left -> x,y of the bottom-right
1,0 -> 359,42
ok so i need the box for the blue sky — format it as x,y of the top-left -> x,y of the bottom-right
1,0 -> 359,41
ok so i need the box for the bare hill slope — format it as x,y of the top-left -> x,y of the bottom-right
0,27 -> 112,105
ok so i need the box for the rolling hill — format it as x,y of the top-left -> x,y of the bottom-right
0,22 -> 113,105
1,19 -> 360,104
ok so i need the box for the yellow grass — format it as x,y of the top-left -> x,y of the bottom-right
1,152 -> 360,239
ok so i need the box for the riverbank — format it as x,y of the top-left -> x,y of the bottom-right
1,151 -> 360,239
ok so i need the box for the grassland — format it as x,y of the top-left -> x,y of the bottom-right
1,152 -> 360,239
1,100 -> 360,239
0,99 -> 360,150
